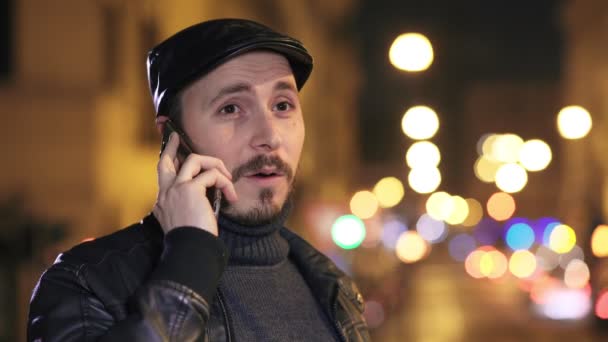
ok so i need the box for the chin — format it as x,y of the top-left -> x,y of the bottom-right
223,188 -> 288,226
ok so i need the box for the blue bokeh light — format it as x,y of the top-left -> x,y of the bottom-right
505,222 -> 535,250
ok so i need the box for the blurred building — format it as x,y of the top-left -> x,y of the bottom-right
0,1 -> 361,340
560,0 -> 608,231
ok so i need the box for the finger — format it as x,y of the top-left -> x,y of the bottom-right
191,169 -> 238,202
176,154 -> 232,183
158,132 -> 180,189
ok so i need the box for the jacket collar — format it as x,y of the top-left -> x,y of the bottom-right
279,228 -> 365,313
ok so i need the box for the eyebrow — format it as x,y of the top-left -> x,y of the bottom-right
208,80 -> 297,106
209,83 -> 251,105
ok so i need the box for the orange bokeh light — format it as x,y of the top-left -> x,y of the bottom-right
486,192 -> 516,221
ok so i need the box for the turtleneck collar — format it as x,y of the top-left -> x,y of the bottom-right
217,200 -> 292,266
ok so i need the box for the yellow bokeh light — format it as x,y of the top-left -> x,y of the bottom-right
490,134 -> 524,163
445,195 -> 469,225
509,250 -> 537,278
425,191 -> 454,221
557,105 -> 592,140
462,198 -> 483,227
401,106 -> 439,140
389,33 -> 434,72
480,250 -> 508,279
564,259 -> 590,289
519,139 -> 552,172
408,167 -> 441,194
474,155 -> 501,183
495,163 -> 528,193
549,224 -> 576,254
395,231 -> 429,263
349,190 -> 379,219
486,192 -> 516,221
591,225 -> 608,257
406,141 -> 441,168
480,134 -> 499,157
373,177 -> 405,208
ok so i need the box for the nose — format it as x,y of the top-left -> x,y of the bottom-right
249,110 -> 281,152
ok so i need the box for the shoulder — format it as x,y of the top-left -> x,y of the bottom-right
58,214 -> 163,267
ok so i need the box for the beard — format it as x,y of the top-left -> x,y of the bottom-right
208,154 -> 296,226
221,186 -> 294,226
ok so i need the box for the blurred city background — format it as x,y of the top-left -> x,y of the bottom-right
1,0 -> 608,341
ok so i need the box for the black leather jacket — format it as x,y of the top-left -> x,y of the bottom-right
27,214 -> 371,341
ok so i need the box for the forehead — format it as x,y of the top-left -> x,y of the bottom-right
189,51 -> 296,96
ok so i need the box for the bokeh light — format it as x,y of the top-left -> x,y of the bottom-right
564,259 -> 590,289
536,287 -> 592,320
389,33 -> 434,72
416,214 -> 448,243
558,245 -> 584,269
448,234 -> 477,262
373,177 -> 405,208
549,224 -> 576,254
395,231 -> 429,263
557,105 -> 592,140
474,155 -> 501,183
480,250 -> 508,279
542,221 -> 562,246
533,217 -> 560,244
406,141 -> 441,168
486,192 -> 516,221
401,106 -> 439,140
479,134 -> 499,156
426,191 -> 454,221
509,250 -> 537,278
465,248 -> 487,279
408,167 -> 441,194
490,134 -> 524,163
495,163 -> 528,193
596,290 -> 608,319
505,222 -> 535,250
445,196 -> 469,225
535,245 -> 560,271
462,198 -> 483,227
591,224 -> 608,257
518,139 -> 552,172
350,190 -> 379,219
331,215 -> 366,250
473,218 -> 503,245
381,218 -> 408,250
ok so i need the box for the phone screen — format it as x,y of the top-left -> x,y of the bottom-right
161,120 -> 223,218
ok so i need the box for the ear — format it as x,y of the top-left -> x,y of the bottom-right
155,115 -> 170,135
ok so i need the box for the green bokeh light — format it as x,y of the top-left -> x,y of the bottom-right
331,215 -> 366,250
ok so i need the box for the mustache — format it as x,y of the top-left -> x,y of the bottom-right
232,154 -> 294,182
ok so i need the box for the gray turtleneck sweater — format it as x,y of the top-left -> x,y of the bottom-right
216,206 -> 339,342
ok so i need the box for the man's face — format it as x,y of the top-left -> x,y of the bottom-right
179,51 -> 305,224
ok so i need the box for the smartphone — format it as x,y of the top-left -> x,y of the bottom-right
161,120 -> 223,218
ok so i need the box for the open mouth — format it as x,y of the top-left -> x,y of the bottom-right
250,172 -> 281,178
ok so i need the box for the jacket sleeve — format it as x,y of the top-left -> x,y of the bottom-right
27,227 -> 228,342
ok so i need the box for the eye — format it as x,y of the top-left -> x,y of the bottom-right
220,104 -> 240,115
274,101 -> 293,112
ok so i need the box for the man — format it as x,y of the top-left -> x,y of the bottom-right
27,18 -> 370,341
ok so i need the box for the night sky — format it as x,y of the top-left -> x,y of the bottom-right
352,0 -> 563,165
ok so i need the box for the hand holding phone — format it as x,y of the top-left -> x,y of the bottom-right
161,121 -> 223,218
154,120 -> 237,235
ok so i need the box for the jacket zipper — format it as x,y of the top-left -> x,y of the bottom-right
216,288 -> 233,342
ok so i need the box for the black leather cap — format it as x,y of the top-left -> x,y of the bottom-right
147,18 -> 313,116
